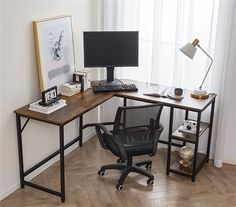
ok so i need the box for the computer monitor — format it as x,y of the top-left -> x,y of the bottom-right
83,31 -> 139,85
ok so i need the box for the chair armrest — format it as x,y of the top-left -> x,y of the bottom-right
101,122 -> 115,126
151,123 -> 164,156
95,123 -> 127,160
157,123 -> 164,134
95,123 -> 113,149
95,123 -> 113,136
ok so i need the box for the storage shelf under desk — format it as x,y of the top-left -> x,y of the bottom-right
171,121 -> 210,144
169,152 -> 208,177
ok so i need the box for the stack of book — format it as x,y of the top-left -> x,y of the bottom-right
61,81 -> 81,96
73,70 -> 91,91
29,99 -> 67,114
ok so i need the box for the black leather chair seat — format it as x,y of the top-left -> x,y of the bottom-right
123,142 -> 153,157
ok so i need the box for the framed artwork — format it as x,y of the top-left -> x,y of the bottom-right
33,15 -> 75,93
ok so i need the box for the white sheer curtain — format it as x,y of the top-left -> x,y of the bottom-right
102,0 -> 218,90
211,0 -> 236,167
100,0 -> 236,167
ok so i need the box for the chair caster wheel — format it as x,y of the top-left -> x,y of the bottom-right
147,178 -> 154,186
98,169 -> 105,176
145,164 -> 152,170
117,158 -> 125,164
116,184 -> 123,191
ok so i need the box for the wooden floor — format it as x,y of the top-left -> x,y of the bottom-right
1,137 -> 236,207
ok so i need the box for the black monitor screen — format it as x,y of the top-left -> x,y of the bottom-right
83,31 -> 138,68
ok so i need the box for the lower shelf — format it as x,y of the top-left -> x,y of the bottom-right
169,151 -> 208,177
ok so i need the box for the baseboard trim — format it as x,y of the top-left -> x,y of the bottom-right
214,158 -> 236,168
0,129 -> 95,201
0,182 -> 20,202
223,158 -> 236,166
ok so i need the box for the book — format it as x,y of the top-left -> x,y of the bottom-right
29,99 -> 67,114
61,81 -> 81,96
143,86 -> 168,97
73,70 -> 91,90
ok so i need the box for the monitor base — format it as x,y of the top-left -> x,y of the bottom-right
98,67 -> 124,86
99,79 -> 124,86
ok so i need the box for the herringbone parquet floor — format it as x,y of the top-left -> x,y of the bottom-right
1,137 -> 236,207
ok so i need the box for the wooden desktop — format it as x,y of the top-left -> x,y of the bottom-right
14,80 -> 216,202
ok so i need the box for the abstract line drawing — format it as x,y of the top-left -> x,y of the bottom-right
52,31 -> 64,61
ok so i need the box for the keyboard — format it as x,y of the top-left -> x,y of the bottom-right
93,84 -> 138,92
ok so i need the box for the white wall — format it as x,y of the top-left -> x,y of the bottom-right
0,0 -> 100,200
0,0 -> 4,199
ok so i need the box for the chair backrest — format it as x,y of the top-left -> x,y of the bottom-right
97,103 -> 164,159
113,104 -> 163,139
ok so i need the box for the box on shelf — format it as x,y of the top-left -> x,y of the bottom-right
29,99 -> 66,114
61,81 -> 81,96
73,70 -> 91,91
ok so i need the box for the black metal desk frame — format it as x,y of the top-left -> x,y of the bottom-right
166,99 -> 215,182
16,115 -> 84,202
15,86 -> 216,202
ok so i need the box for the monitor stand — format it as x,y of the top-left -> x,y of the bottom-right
99,67 -> 123,86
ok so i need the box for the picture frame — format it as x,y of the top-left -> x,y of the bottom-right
33,15 -> 75,93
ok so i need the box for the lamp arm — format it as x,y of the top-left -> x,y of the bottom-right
197,44 -> 213,90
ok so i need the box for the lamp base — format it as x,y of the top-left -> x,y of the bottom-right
191,88 -> 209,99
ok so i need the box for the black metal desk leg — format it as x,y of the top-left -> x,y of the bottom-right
59,125 -> 65,202
183,110 -> 189,146
16,115 -> 25,188
123,97 -> 127,107
192,112 -> 201,182
185,110 -> 189,120
79,115 -> 83,147
166,107 -> 174,175
206,99 -> 215,162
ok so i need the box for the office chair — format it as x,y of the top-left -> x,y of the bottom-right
95,104 -> 164,190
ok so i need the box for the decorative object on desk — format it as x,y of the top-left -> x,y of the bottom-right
29,99 -> 66,114
61,81 -> 81,96
179,146 -> 194,170
39,86 -> 60,106
167,92 -> 184,100
174,88 -> 183,96
180,39 -> 213,99
73,70 -> 91,91
33,15 -> 75,93
178,120 -> 202,134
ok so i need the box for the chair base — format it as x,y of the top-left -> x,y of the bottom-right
98,157 -> 154,189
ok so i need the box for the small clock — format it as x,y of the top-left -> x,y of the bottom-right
39,86 -> 60,106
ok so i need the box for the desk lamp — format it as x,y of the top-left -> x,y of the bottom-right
180,39 -> 213,99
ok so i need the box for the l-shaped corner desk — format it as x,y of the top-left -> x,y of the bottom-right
14,80 -> 216,202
